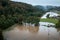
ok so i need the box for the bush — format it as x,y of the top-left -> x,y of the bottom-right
56,19 -> 60,28
0,17 -> 16,30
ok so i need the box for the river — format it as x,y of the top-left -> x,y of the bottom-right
3,22 -> 60,40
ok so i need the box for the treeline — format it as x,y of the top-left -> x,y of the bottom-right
35,5 -> 60,12
0,0 -> 45,40
0,0 -> 45,30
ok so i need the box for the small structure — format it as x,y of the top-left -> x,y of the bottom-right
41,12 -> 59,19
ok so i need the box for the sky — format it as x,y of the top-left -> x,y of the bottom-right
11,0 -> 60,6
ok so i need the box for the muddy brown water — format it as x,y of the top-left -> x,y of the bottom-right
3,24 -> 60,40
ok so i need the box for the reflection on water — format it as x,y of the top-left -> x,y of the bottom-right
3,24 -> 60,40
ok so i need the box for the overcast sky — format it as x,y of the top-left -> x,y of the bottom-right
11,0 -> 60,6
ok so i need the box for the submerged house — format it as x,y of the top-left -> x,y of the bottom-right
41,12 -> 59,19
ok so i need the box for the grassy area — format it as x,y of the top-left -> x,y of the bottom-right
40,18 -> 58,24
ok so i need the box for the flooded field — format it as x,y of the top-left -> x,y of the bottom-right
3,23 -> 60,40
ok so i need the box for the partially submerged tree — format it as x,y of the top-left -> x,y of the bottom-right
46,14 -> 50,18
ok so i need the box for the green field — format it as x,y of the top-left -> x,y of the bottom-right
40,18 -> 58,24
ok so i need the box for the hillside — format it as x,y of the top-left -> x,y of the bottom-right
0,1 -> 42,30
0,1 -> 37,13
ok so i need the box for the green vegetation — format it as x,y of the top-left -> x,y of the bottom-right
40,18 -> 58,24
56,19 -> 60,28
0,0 -> 43,30
0,0 -> 45,40
0,0 -> 60,40
46,14 -> 50,18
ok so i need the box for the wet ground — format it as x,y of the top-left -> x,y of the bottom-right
3,24 -> 60,40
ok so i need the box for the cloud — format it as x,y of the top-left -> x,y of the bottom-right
11,0 -> 60,6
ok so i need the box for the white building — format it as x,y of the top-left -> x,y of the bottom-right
41,12 -> 59,19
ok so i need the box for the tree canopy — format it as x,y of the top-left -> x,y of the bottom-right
0,0 -> 44,30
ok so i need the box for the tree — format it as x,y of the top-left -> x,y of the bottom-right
0,0 -> 42,40
0,0 -> 10,40
26,16 -> 40,26
0,0 -> 10,7
56,19 -> 60,28
46,14 -> 50,18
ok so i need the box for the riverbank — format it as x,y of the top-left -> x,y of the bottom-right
40,18 -> 58,24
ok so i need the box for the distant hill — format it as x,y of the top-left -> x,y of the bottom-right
34,5 -> 46,11
34,5 -> 60,12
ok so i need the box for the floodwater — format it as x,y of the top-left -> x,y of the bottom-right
3,23 -> 60,40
